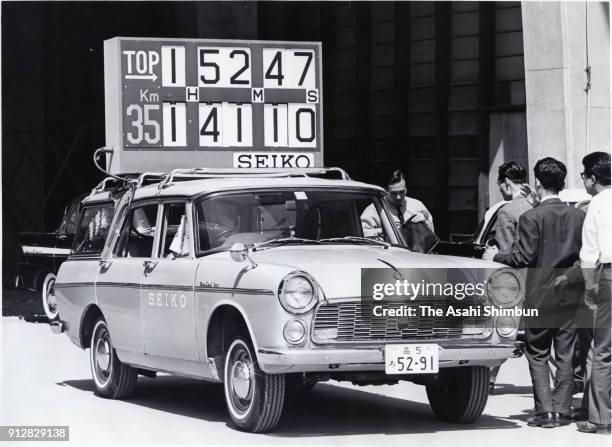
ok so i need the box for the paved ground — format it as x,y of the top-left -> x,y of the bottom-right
1,316 -> 610,446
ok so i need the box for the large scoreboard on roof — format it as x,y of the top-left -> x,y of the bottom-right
104,37 -> 323,174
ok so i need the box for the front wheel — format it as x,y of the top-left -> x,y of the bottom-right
223,336 -> 285,432
426,366 -> 490,423
89,318 -> 137,399
42,273 -> 58,320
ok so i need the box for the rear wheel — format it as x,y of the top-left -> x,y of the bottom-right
42,273 -> 58,320
426,366 -> 489,423
223,335 -> 285,432
89,318 -> 137,399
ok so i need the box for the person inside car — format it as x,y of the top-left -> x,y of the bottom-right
361,170 -> 434,239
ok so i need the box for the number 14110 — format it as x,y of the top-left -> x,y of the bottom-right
125,102 -> 317,148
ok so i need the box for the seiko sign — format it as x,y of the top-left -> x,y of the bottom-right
104,37 -> 324,173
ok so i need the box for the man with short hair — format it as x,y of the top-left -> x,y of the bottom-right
577,151 -> 611,434
488,161 -> 533,392
493,161 -> 533,254
484,157 -> 586,428
361,170 -> 434,237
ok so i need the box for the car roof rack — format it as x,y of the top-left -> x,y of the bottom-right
157,167 -> 351,189
88,165 -> 351,195
137,172 -> 167,186
88,176 -> 125,196
88,172 -> 171,196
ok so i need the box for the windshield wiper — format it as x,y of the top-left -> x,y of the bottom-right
253,237 -> 321,251
319,236 -> 390,247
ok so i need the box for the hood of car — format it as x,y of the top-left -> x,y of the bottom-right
250,245 -> 503,298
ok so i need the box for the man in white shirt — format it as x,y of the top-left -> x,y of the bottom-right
361,170 -> 433,238
578,151 -> 611,434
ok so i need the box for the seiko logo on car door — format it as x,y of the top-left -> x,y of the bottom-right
140,202 -> 199,362
147,292 -> 188,308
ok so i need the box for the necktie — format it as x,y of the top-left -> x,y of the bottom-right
396,206 -> 405,225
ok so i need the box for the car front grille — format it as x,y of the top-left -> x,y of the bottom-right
312,297 -> 488,343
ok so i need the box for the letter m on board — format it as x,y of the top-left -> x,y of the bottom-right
251,88 -> 264,103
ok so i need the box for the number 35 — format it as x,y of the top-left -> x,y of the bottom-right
126,104 -> 160,144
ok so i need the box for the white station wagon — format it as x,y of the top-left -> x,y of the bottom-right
51,167 -> 524,432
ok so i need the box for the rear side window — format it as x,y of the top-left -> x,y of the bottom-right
72,204 -> 114,256
63,202 -> 79,235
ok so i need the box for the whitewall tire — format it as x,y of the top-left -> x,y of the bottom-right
223,336 -> 285,432
89,318 -> 137,399
42,273 -> 58,320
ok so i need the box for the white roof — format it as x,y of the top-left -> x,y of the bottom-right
84,176 -> 384,204
137,176 -> 384,200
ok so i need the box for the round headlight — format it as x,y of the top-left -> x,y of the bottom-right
283,319 -> 306,344
486,269 -> 522,307
496,315 -> 518,338
279,274 -> 317,314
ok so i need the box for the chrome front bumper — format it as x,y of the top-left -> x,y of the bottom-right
258,342 -> 524,373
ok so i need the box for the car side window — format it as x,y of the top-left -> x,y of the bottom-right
72,204 -> 114,256
113,204 -> 159,258
161,203 -> 190,258
196,199 -> 240,251
63,202 -> 79,235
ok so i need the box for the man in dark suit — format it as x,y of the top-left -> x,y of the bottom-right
484,157 -> 586,428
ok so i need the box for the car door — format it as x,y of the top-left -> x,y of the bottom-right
96,201 -> 160,356
58,201 -> 115,335
140,201 -> 199,361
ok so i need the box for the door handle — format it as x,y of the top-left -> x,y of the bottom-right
143,260 -> 159,272
99,259 -> 112,269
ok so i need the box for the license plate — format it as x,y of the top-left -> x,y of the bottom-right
384,344 -> 439,374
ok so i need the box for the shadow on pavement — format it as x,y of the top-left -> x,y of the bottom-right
490,383 -> 533,395
61,376 -> 521,436
61,376 -> 228,424
507,409 -> 532,422
507,397 -> 585,424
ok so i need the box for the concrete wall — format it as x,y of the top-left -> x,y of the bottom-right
488,112 -> 529,205
522,1 -> 611,188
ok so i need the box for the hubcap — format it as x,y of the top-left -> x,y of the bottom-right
92,323 -> 113,387
231,360 -> 252,399
95,338 -> 111,371
226,341 -> 255,415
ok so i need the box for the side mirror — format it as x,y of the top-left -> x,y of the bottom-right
230,243 -> 257,270
230,243 -> 248,262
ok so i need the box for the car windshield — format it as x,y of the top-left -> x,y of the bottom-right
194,189 -> 399,253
